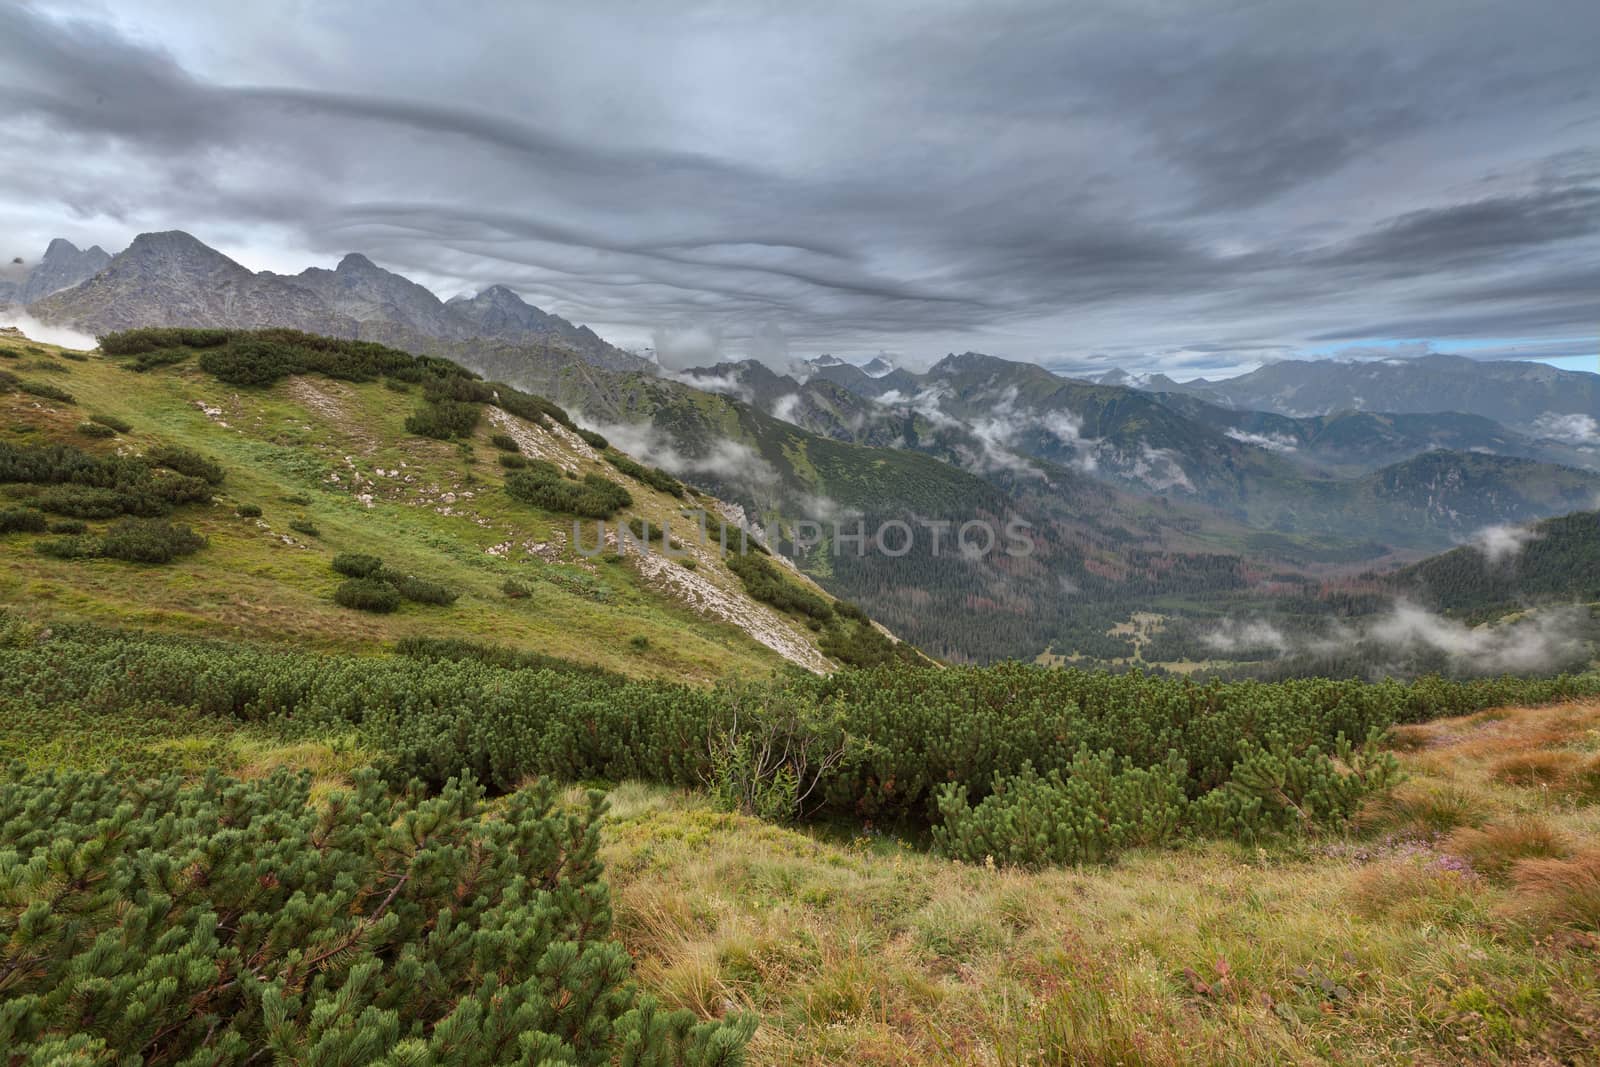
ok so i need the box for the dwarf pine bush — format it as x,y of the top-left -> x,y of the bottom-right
932,751 -> 1191,867
332,551 -> 385,578
98,517 -> 206,563
604,452 -> 684,497
334,576 -> 402,613
0,440 -> 216,518
4,624 -> 1596,866
0,506 -> 46,534
0,767 -> 754,1064
505,461 -> 632,519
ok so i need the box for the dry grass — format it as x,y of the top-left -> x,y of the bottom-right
597,702 -> 1600,1064
1448,816 -> 1573,879
1511,850 -> 1600,931
1492,750 -> 1583,787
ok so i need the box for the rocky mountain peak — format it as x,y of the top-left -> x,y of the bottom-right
18,237 -> 114,303
335,252 -> 381,273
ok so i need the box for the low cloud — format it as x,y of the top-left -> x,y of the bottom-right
0,311 -> 97,350
578,416 -> 780,498
1225,428 -> 1298,452
770,393 -> 803,424
1468,523 -> 1541,564
1205,601 -> 1590,677
1128,443 -> 1195,493
1202,619 -> 1293,655
651,323 -> 723,372
667,368 -> 752,403
1530,412 -> 1600,443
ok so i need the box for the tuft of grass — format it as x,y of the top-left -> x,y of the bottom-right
1448,817 -> 1572,879
1347,858 -> 1482,923
1510,850 -> 1600,931
1492,751 -> 1582,787
1357,779 -> 1487,837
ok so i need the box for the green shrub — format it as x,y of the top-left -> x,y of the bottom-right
629,634 -> 651,652
499,452 -> 528,469
128,347 -> 192,372
819,618 -> 921,668
727,552 -> 833,621
333,577 -> 402,613
147,444 -> 226,485
88,412 -> 132,433
332,552 -> 385,578
576,427 -> 610,450
47,519 -> 86,535
489,432 -> 521,452
1190,733 -> 1400,843
236,502 -> 262,518
405,399 -> 481,440
505,461 -> 632,519
17,380 -> 74,404
35,485 -> 132,519
503,576 -> 533,598
99,518 -> 205,563
390,573 -> 460,606
5,625 -> 1593,866
394,635 -> 620,679
0,441 -> 214,518
33,535 -> 97,559
97,326 -> 233,355
604,451 -> 685,497
933,752 -> 1190,868
282,493 -> 312,506
75,420 -> 115,438
288,518 -> 320,538
0,507 -> 46,534
0,767 -> 753,1064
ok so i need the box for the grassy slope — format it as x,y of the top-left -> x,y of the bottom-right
6,640 -> 1597,1065
0,333 -> 826,681
601,703 -> 1600,1065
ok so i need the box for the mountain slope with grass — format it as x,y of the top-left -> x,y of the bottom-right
0,326 -> 905,677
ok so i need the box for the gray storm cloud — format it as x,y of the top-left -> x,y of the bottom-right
0,2 -> 1597,375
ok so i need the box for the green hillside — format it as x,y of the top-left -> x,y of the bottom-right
0,328 -> 892,678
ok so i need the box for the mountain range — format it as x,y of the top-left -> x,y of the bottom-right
23,231 -> 647,371
13,228 -> 1600,662
1124,354 -> 1600,437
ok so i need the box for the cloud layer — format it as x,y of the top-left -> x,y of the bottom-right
2,1 -> 1596,376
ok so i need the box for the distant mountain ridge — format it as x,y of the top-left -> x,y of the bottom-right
665,349 -> 1600,553
1145,354 -> 1600,434
25,231 -> 648,372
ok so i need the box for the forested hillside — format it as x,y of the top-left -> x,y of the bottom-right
1387,510 -> 1600,617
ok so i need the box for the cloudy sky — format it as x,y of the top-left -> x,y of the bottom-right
1,0 -> 1596,377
